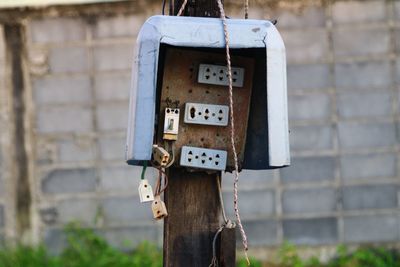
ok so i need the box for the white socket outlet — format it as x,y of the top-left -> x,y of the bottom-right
180,146 -> 227,171
184,103 -> 229,126
198,64 -> 245,87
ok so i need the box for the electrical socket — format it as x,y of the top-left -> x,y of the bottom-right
184,103 -> 229,126
180,146 -> 227,171
198,64 -> 245,87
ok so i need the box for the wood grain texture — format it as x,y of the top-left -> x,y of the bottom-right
157,47 -> 254,170
163,169 -> 221,267
164,2 -> 237,266
173,0 -> 221,17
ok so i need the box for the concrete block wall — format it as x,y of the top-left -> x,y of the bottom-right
0,25 -> 6,243
24,12 -> 163,251
224,0 -> 400,248
0,0 -> 399,253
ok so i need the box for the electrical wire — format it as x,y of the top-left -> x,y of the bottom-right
152,163 -> 169,196
165,141 -> 175,168
175,0 -> 251,264
216,174 -> 228,224
141,161 -> 147,180
216,0 -> 250,265
162,0 -> 166,15
208,225 -> 224,267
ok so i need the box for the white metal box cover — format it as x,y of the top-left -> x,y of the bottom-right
125,15 -> 290,168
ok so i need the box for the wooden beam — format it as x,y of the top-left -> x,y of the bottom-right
163,2 -> 235,265
163,169 -> 222,267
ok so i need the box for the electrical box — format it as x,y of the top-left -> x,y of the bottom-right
126,15 -> 290,170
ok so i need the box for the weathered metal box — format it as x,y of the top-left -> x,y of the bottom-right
126,15 -> 290,169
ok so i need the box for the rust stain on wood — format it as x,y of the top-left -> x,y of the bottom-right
157,47 -> 254,170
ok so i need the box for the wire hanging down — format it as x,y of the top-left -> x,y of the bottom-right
215,0 -> 250,265
244,0 -> 249,19
175,0 -> 251,264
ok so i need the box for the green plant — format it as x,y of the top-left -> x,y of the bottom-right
60,223 -> 162,267
278,242 -> 322,267
237,257 -> 263,267
0,223 -> 162,267
277,242 -> 400,267
2,225 -> 400,267
327,245 -> 400,267
0,245 -> 60,267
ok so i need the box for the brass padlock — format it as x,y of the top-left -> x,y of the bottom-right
151,195 -> 168,220
152,145 -> 170,167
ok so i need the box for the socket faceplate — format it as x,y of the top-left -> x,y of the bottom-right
184,103 -> 229,126
198,64 -> 245,87
180,146 -> 227,171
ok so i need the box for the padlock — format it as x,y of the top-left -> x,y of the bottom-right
152,145 -> 170,167
138,179 -> 154,203
151,195 -> 168,220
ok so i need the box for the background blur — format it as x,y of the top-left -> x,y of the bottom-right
0,0 -> 399,259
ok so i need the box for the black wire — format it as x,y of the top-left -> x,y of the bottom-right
169,0 -> 173,15
162,0 -> 166,15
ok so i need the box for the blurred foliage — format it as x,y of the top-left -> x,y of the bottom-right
276,242 -> 400,267
0,225 -> 399,267
0,223 -> 162,267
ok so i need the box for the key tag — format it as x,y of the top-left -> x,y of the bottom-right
138,179 -> 154,203
151,195 -> 168,220
138,162 -> 154,203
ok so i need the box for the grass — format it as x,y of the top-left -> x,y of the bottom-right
0,224 -> 162,267
0,224 -> 399,267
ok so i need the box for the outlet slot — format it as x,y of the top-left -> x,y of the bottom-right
180,146 -> 227,171
198,64 -> 245,87
184,103 -> 229,126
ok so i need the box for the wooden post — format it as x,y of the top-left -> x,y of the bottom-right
163,2 -> 236,267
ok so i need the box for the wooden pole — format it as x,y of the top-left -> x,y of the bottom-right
163,2 -> 236,266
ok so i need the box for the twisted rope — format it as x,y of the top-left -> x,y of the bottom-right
216,0 -> 250,265
176,0 -> 251,264
244,0 -> 249,19
176,0 -> 188,16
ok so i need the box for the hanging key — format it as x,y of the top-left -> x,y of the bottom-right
138,179 -> 154,203
151,195 -> 168,220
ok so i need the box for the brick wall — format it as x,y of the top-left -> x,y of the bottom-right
0,0 -> 400,255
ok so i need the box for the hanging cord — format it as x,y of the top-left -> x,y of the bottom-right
151,161 -> 169,195
169,0 -> 173,15
244,0 -> 249,19
208,225 -> 224,267
162,0 -> 166,15
216,0 -> 250,265
154,167 -> 169,196
209,175 -> 236,267
177,0 -> 188,16
141,161 -> 148,180
177,0 -> 250,263
217,175 -> 228,224
164,141 -> 176,168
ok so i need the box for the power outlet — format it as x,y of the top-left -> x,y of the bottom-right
184,103 -> 229,126
198,64 -> 245,87
180,146 -> 227,171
